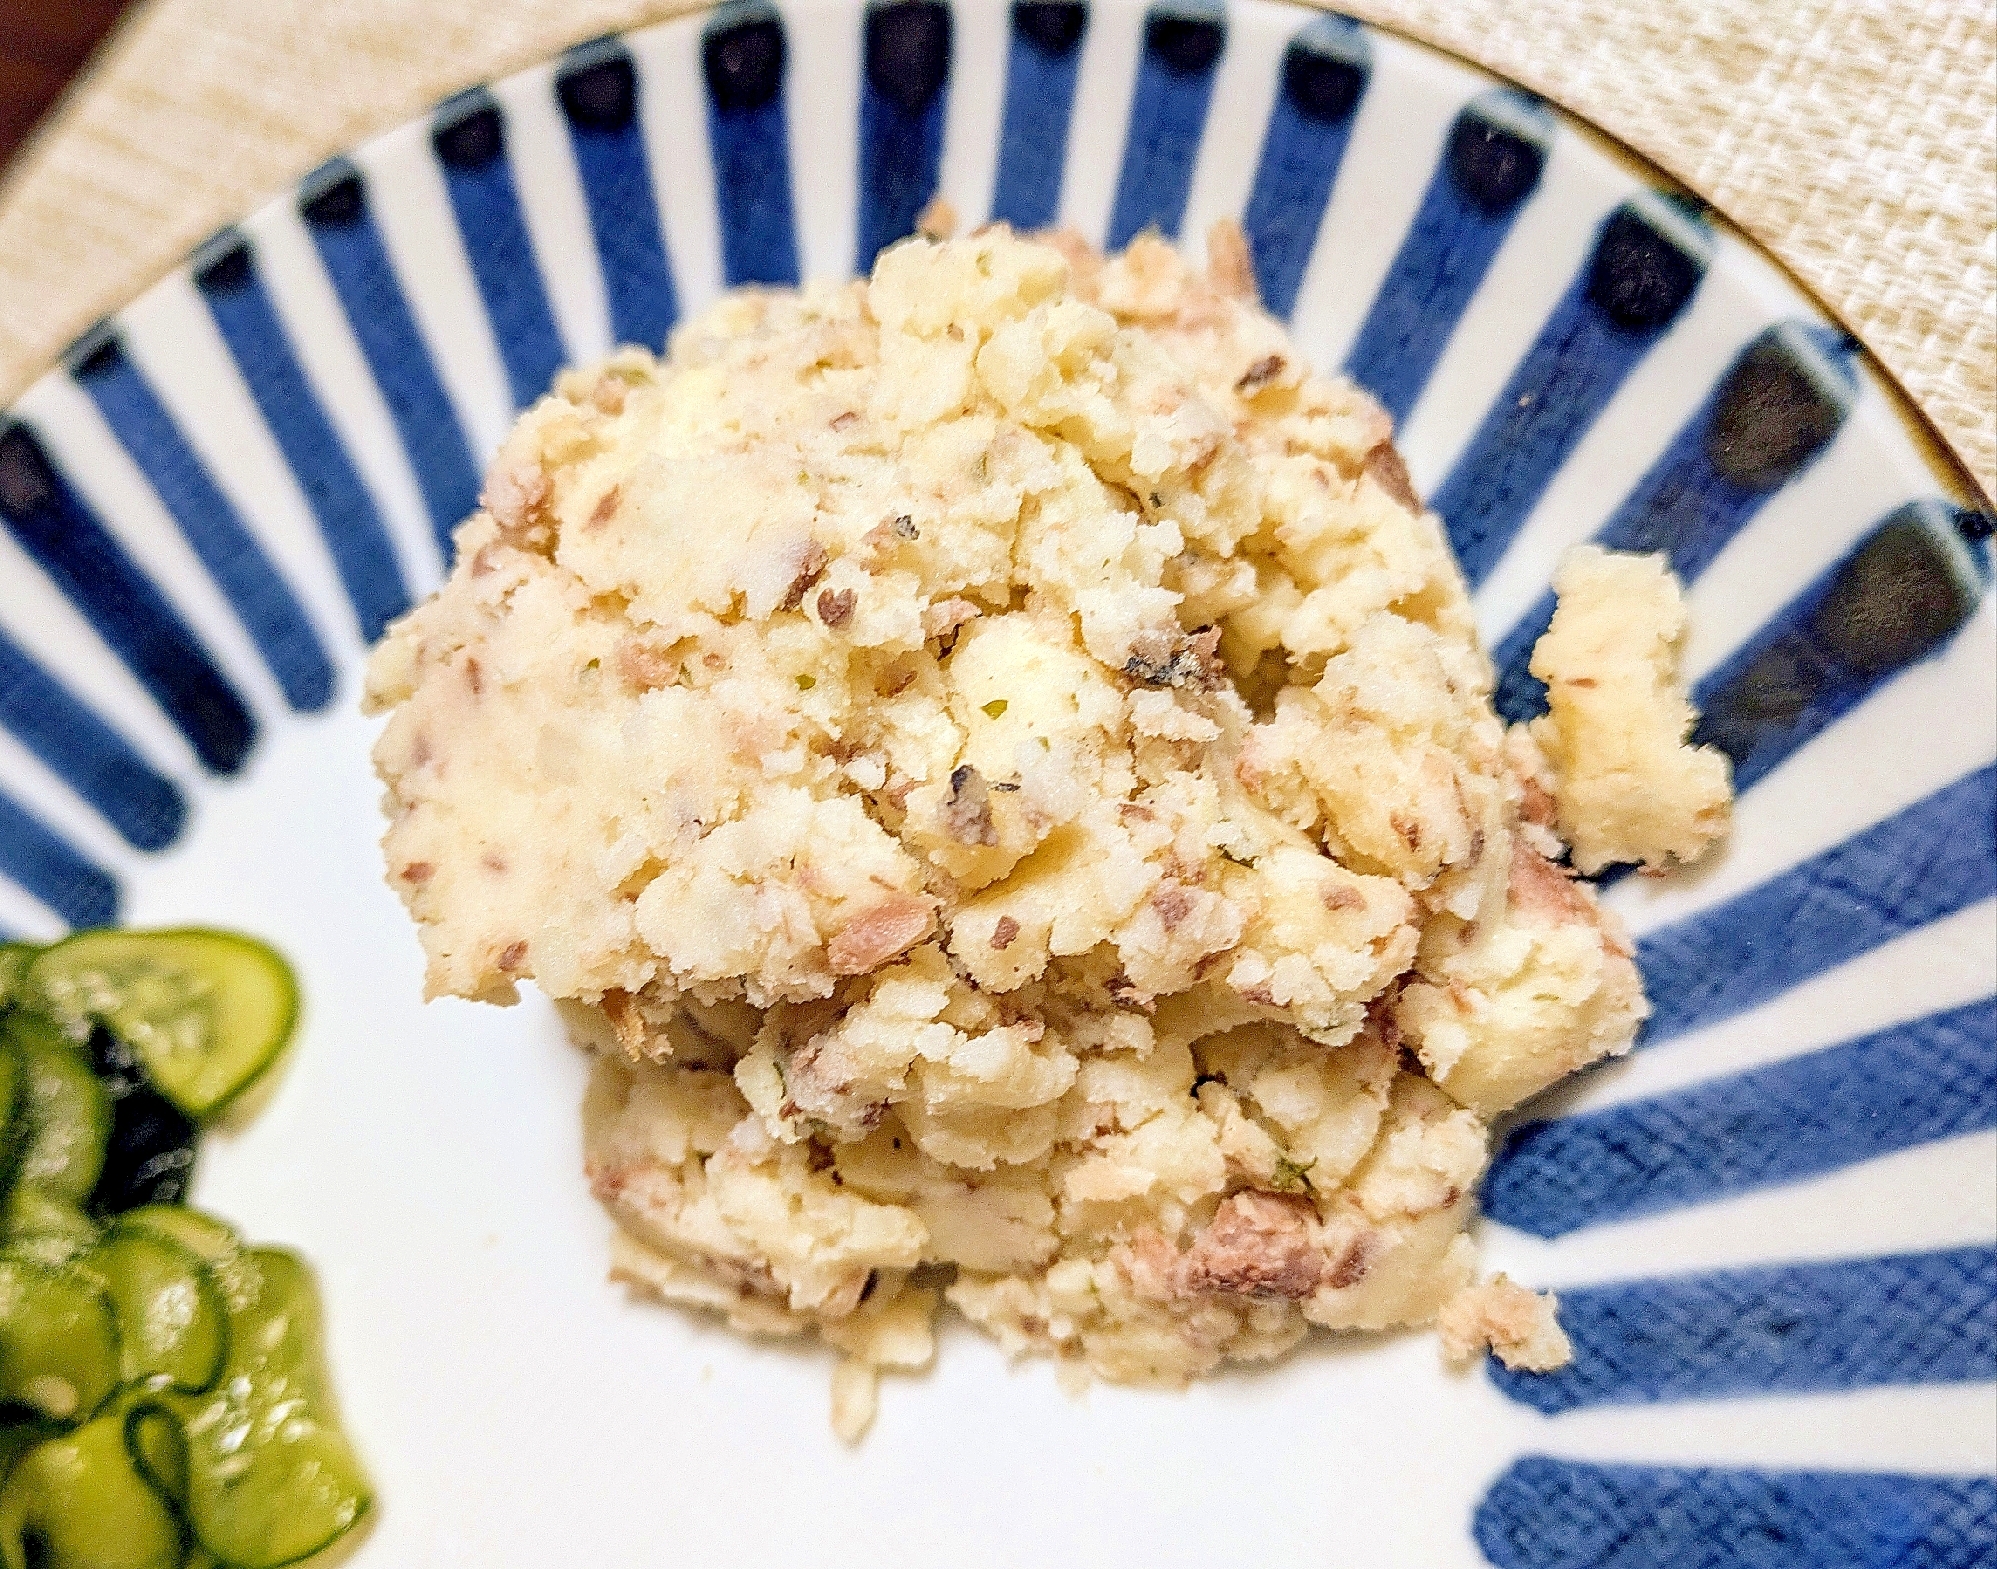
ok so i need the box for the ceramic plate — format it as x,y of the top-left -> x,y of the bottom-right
0,1 -> 1991,1563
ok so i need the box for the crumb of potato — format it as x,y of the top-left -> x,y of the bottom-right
367,227 -> 1722,1424
830,1358 -> 879,1444
1439,1273 -> 1572,1372
1529,545 -> 1734,875
915,193 -> 958,241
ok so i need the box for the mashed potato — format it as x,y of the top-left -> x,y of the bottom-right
1527,545 -> 1733,875
365,225 -> 1729,1437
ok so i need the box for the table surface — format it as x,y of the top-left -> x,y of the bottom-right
0,0 -> 1990,503
0,1 -> 133,166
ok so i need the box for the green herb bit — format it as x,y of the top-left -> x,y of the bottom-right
1270,1156 -> 1317,1195
981,699 -> 1009,719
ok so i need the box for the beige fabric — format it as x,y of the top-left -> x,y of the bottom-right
0,0 -> 1989,501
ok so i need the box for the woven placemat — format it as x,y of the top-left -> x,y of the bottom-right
1,0 -> 1989,502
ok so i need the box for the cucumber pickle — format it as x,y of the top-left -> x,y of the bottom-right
0,1408 -> 183,1569
4,1015 -> 109,1207
0,928 -> 371,1566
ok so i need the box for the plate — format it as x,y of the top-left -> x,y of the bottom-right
0,1 -> 1991,1563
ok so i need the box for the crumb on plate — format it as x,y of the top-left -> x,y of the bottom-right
1439,1273 -> 1572,1372
1529,544 -> 1734,875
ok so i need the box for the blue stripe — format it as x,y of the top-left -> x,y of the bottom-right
0,790 -> 118,929
0,629 -> 184,852
1478,1459 -> 1996,1569
191,231 -> 410,643
0,420 -> 255,775
703,1 -> 801,287
1106,1 -> 1226,251
66,329 -> 333,714
556,38 -> 680,352
1636,764 -> 1997,1047
1239,15 -> 1370,321
1493,321 -> 1860,722
1430,194 -> 1713,587
990,3 -> 1088,232
298,158 -> 482,564
857,1 -> 953,272
1342,88 -> 1550,423
1691,500 -> 1993,794
1491,1246 -> 1996,1413
1486,997 -> 1997,1238
432,89 -> 569,410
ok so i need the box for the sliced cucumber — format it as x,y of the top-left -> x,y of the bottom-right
82,1226 -> 227,1393
172,1247 -> 371,1568
117,1205 -> 238,1267
0,1048 -> 18,1198
118,1205 -> 255,1314
0,1410 -> 184,1569
0,1195 -> 97,1270
26,929 -> 299,1119
0,1424 -> 53,1489
2,1016 -> 110,1208
3,1182 -> 100,1260
0,1258 -> 118,1422
0,945 -> 37,1013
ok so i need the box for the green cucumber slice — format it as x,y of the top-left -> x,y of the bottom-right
118,1207 -> 253,1314
0,1412 -> 183,1569
2,1189 -> 99,1245
0,946 -> 37,1013
0,1424 -> 53,1489
26,929 -> 299,1119
116,1205 -> 238,1264
0,1259 -> 118,1422
83,1226 -> 227,1393
0,1193 -> 97,1269
3,1016 -> 110,1206
173,1247 -> 371,1568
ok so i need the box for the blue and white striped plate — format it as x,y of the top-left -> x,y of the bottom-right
1,1 -> 1990,1563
